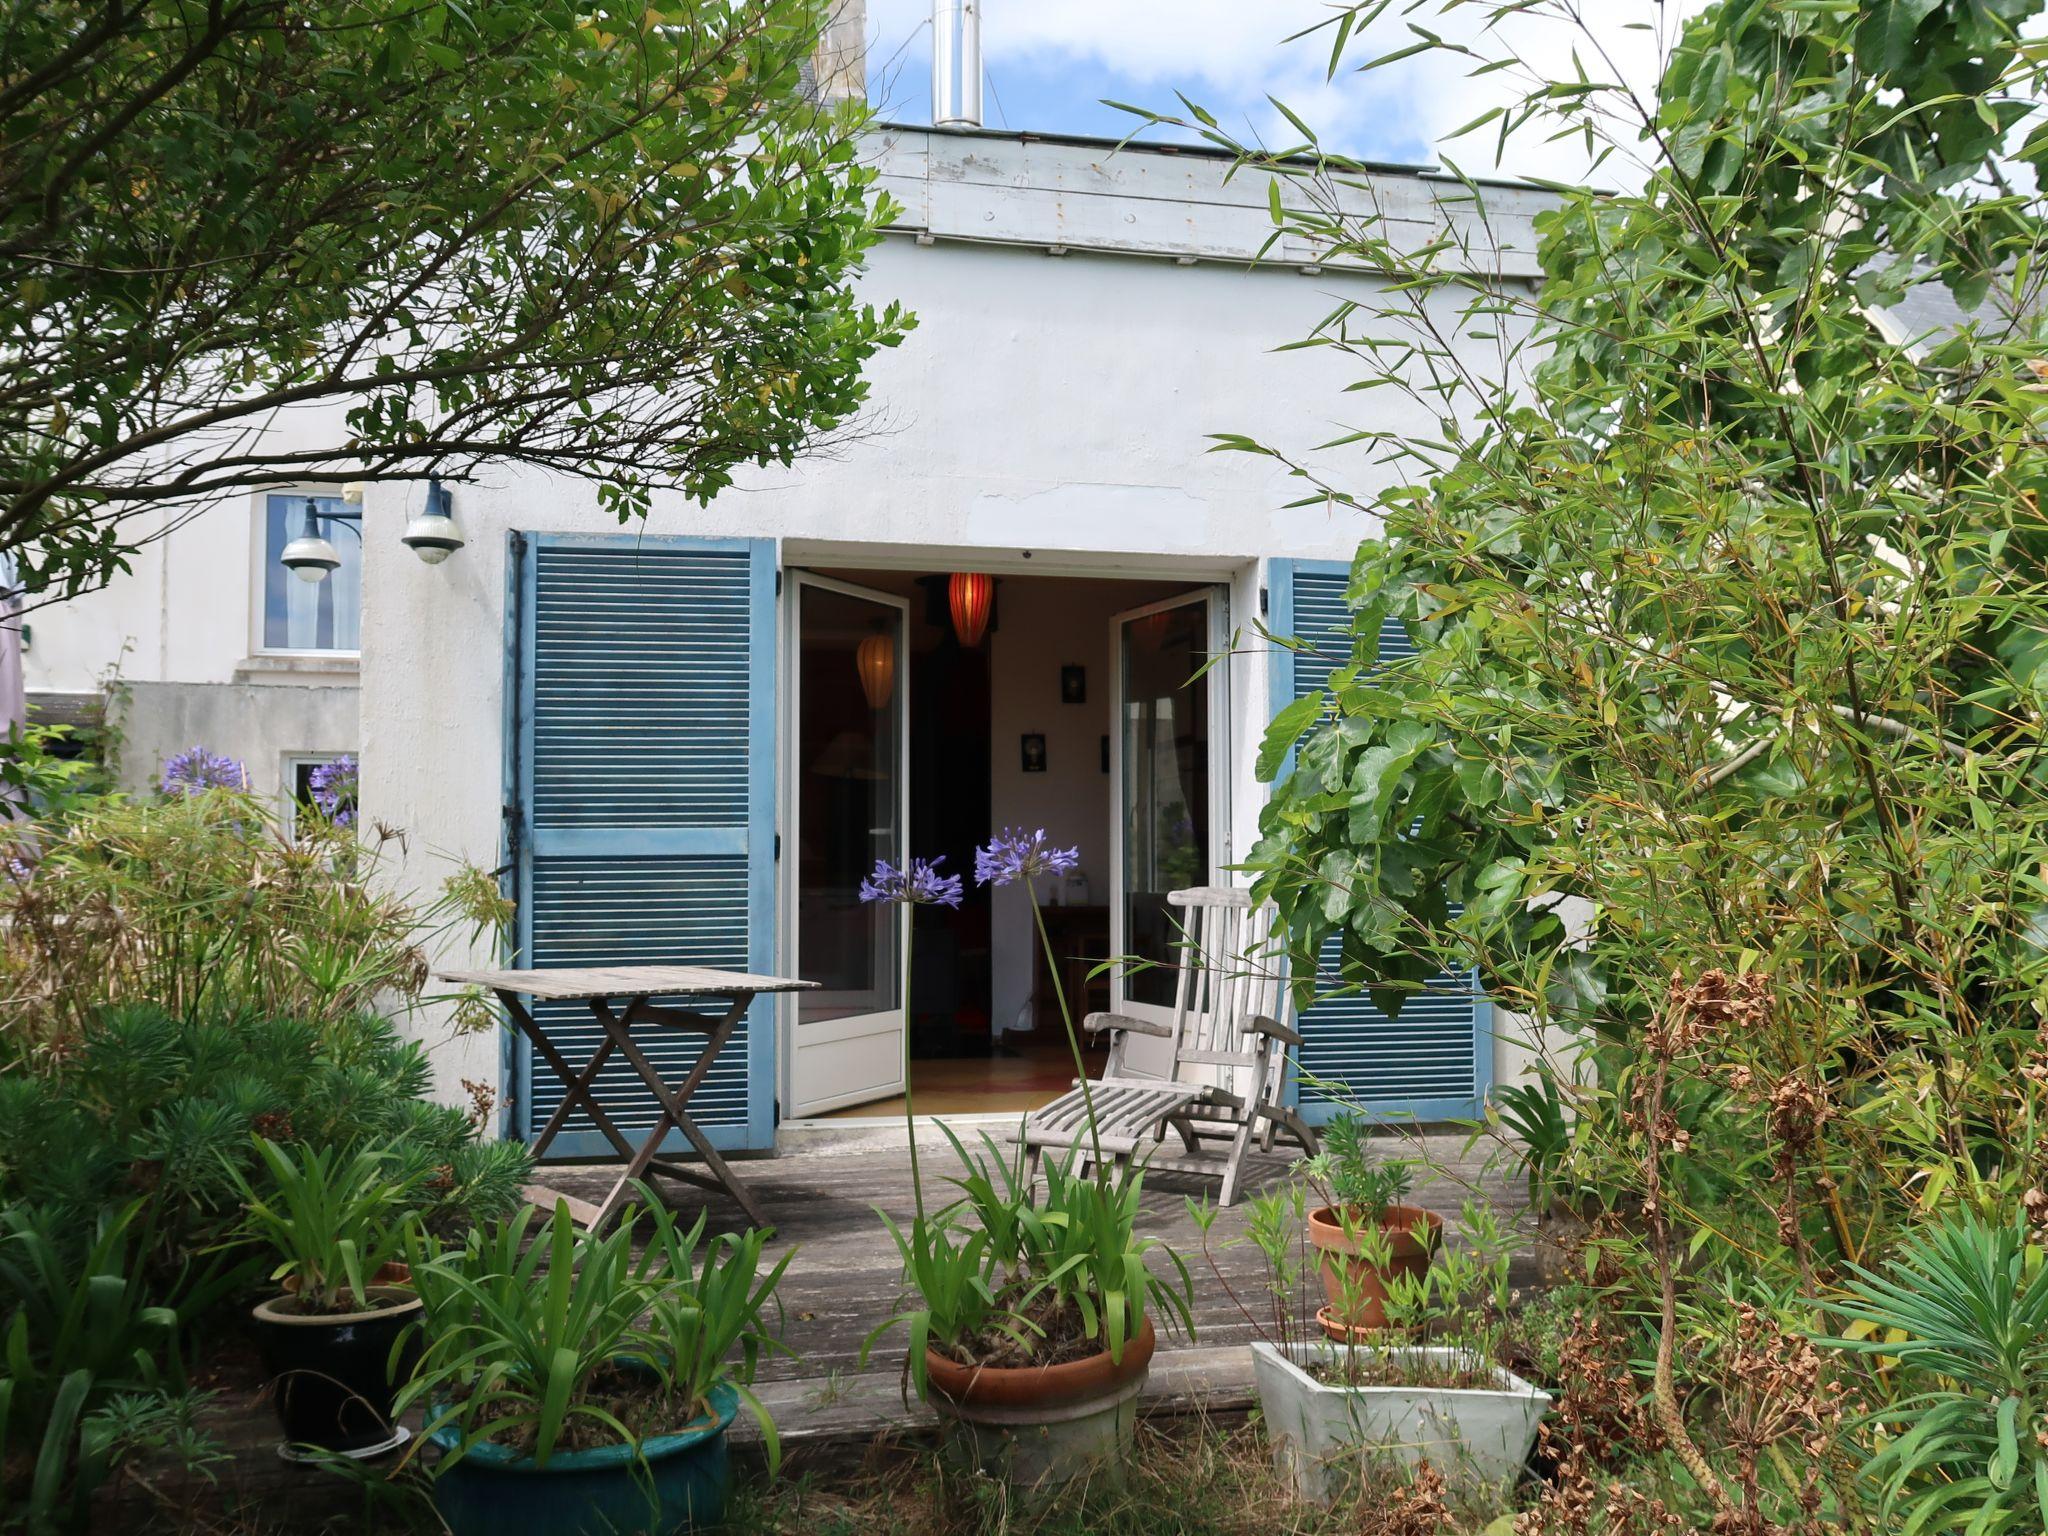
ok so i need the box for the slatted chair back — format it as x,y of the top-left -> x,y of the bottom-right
1162,887 -> 1288,1095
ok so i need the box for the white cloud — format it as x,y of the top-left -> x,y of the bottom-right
863,0 -> 1708,185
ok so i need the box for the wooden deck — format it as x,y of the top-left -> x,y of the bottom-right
546,1127 -> 1532,1381
109,1129 -> 1532,1530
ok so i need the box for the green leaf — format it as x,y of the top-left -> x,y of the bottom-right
1258,691 -> 1325,782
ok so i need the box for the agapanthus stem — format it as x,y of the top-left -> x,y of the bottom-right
902,915 -> 925,1224
1029,884 -> 1105,1176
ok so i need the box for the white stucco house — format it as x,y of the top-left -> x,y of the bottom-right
32,12 -> 1558,1158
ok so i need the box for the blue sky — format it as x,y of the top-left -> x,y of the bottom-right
861,1 -> 1695,184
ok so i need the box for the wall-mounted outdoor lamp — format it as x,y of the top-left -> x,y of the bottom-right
279,495 -> 355,582
401,478 -> 465,565
277,477 -> 464,583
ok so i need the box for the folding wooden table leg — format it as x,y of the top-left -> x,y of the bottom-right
498,991 -> 639,1162
593,994 -> 768,1230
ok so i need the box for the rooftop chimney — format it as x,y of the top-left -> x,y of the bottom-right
932,0 -> 982,129
806,0 -> 867,106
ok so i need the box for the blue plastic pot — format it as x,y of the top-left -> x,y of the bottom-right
427,1382 -> 738,1536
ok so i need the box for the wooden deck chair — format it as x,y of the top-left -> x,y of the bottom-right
1017,885 -> 1320,1206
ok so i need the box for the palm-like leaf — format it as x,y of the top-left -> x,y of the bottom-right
1826,1213 -> 2048,1534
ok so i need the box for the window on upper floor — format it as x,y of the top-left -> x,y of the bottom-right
261,493 -> 361,653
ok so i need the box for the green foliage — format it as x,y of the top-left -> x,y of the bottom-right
0,727 -> 111,836
0,0 -> 911,599
1131,0 -> 2048,1528
1489,1072 -> 1574,1211
0,1002 -> 528,1251
1828,1213 -> 2048,1533
870,1129 -> 1195,1398
869,1207 -> 1017,1402
1302,1113 -> 1414,1220
0,1201 -> 233,1528
1036,1155 -> 1195,1366
1191,1182 -> 1314,1358
228,1139 -> 422,1314
1377,1202 -> 1514,1355
0,788 -> 508,1041
0,783 -> 524,1519
400,1196 -> 789,1471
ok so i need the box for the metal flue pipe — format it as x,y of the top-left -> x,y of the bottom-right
932,0 -> 982,129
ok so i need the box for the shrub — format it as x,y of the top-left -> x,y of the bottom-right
1151,0 -> 2048,1528
0,1002 -> 529,1262
0,786 -> 506,1046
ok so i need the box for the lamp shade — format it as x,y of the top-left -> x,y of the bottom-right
855,630 -> 895,710
949,572 -> 994,648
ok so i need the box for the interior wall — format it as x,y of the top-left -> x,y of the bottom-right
984,575 -> 1190,1041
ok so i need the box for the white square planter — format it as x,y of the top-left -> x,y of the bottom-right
1251,1342 -> 1550,1504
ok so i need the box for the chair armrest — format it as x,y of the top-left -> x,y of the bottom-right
1250,1014 -> 1303,1047
1083,1011 -> 1173,1038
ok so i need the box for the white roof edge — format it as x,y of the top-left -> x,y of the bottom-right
863,124 -> 1555,281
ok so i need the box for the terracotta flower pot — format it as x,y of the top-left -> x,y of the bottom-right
1305,1204 -> 1442,1336
922,1316 -> 1156,1485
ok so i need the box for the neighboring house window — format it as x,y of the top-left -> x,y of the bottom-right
262,493 -> 361,652
285,753 -> 357,834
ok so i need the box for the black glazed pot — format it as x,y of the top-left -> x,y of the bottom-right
251,1285 -> 423,1455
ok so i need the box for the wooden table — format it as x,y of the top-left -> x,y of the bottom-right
437,964 -> 815,1233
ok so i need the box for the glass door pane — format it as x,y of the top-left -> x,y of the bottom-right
1118,597 -> 1213,1010
797,584 -> 903,1025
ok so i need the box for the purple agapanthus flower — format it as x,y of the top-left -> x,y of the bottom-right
160,745 -> 246,796
975,828 -> 1081,888
858,855 -> 964,908
307,754 -> 358,827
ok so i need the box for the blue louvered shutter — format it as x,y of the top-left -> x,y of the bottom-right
1268,559 -> 1491,1125
509,535 -> 778,1153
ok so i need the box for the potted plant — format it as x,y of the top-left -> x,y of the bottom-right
1303,1115 -> 1442,1338
1193,1187 -> 1549,1503
856,837 -> 1194,1487
871,1131 -> 1190,1485
397,1192 -> 787,1536
230,1137 -> 425,1458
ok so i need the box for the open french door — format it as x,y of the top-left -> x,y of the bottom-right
784,572 -> 912,1117
1108,587 -> 1230,1078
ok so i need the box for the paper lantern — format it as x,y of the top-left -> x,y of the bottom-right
855,630 -> 895,710
950,572 -> 994,648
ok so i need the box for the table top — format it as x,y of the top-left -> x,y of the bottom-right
436,965 -> 818,1002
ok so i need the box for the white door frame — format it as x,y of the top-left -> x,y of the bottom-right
779,570 -> 913,1118
1107,586 -> 1233,1058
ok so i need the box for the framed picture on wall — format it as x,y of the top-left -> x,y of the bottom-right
1021,733 -> 1048,773
1061,665 -> 1086,704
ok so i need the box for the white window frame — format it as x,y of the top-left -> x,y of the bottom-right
280,751 -> 354,835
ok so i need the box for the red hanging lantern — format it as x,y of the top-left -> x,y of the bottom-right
949,572 -> 994,648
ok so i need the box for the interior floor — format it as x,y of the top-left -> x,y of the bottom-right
818,1038 -> 1111,1119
